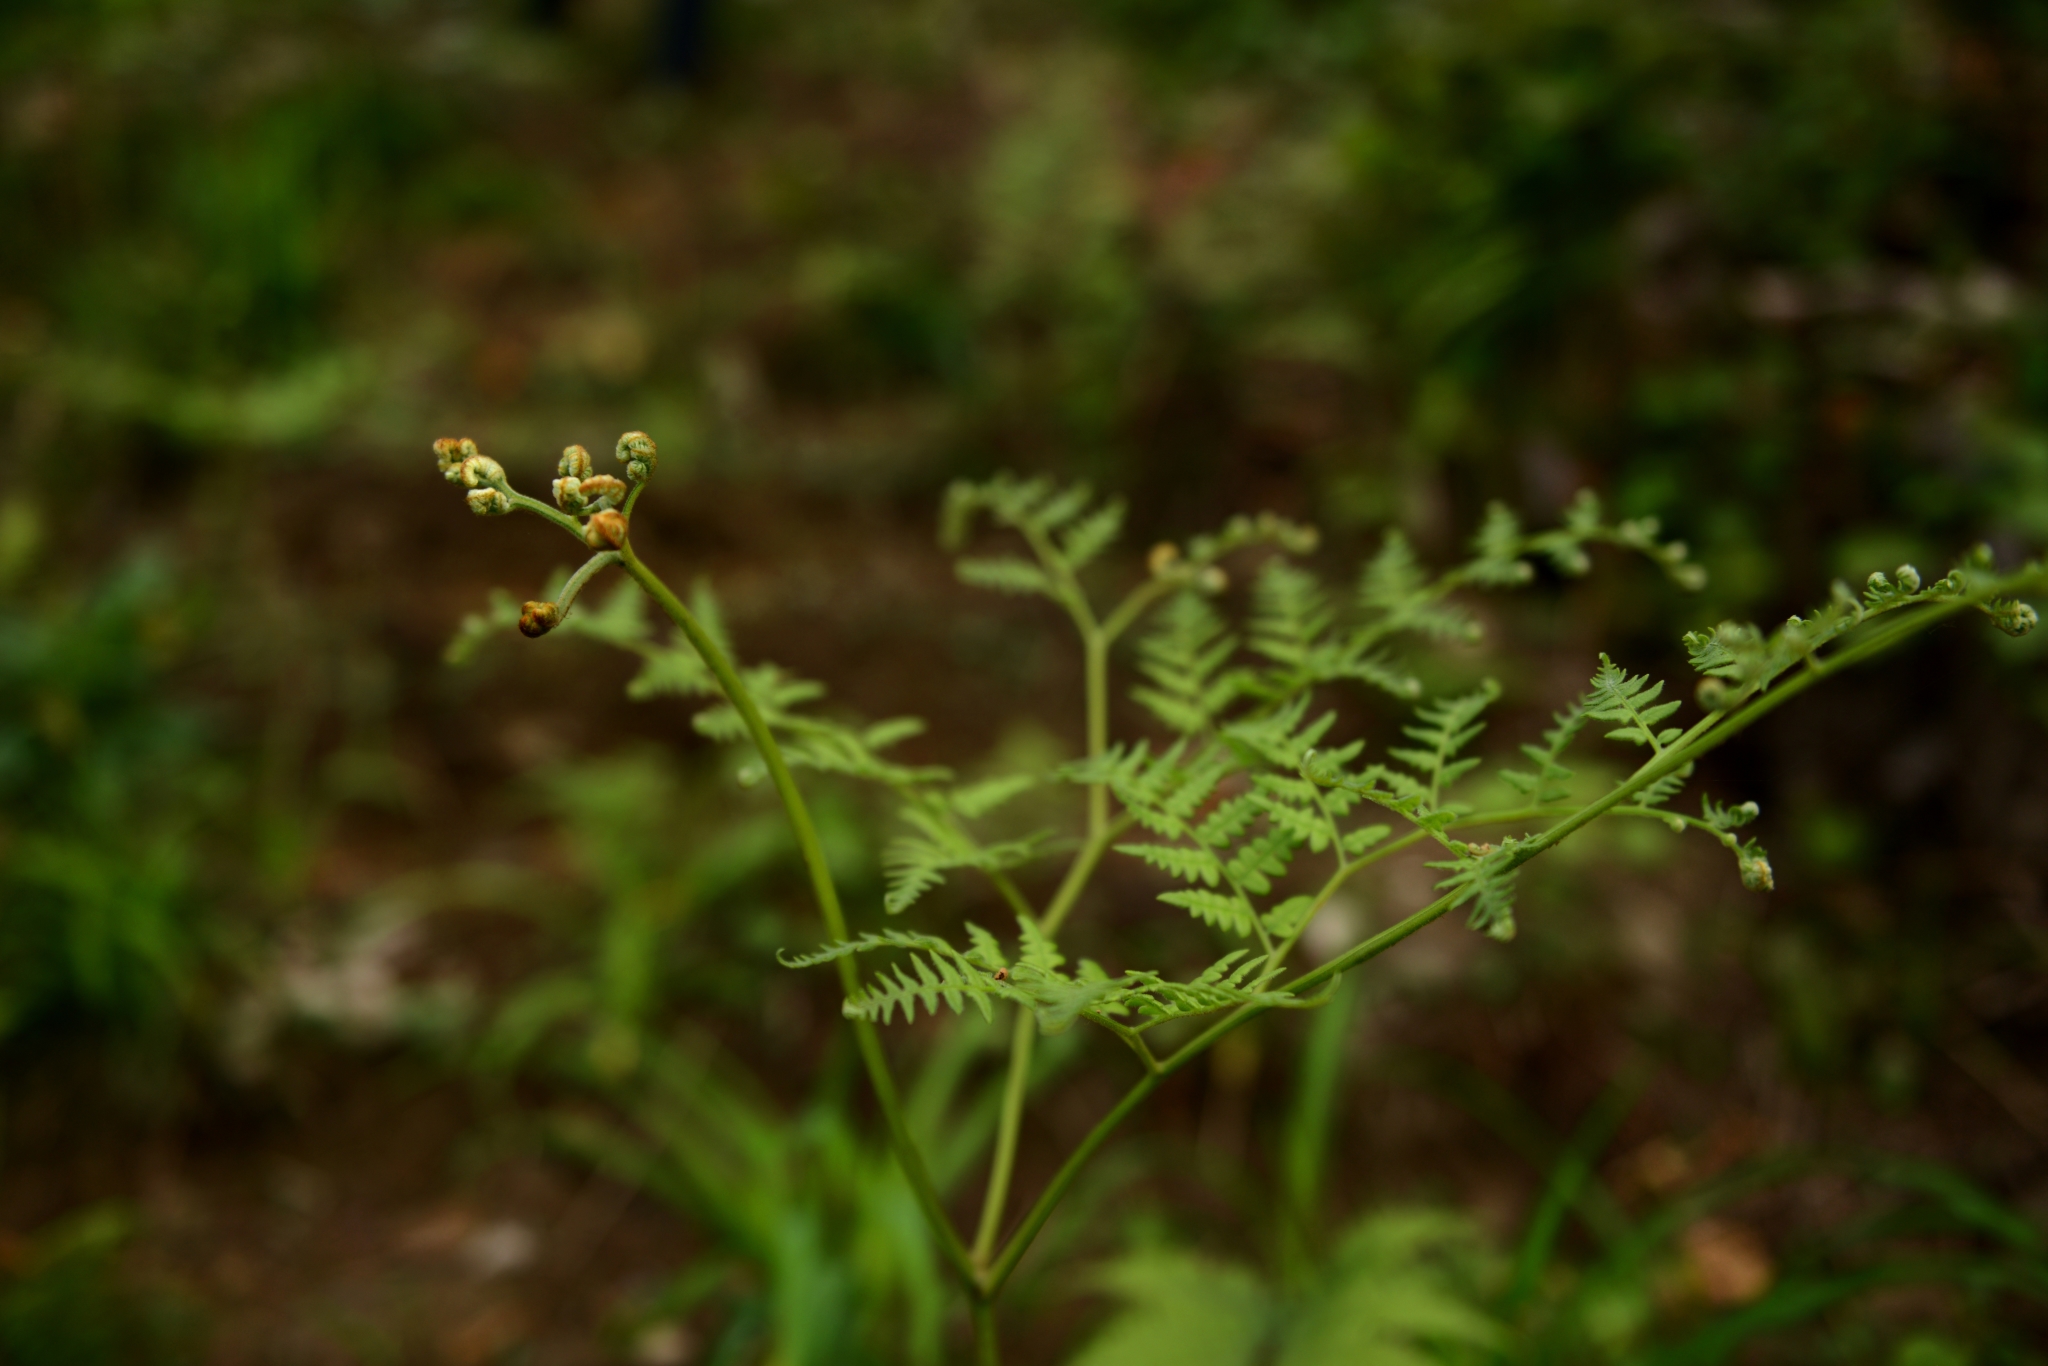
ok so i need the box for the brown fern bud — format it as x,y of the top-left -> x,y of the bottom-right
434,436 -> 480,481
578,474 -> 629,507
558,444 -> 594,479
519,601 -> 561,637
585,509 -> 629,549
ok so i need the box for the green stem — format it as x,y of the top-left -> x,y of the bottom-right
1100,576 -> 1174,645
984,1061 -> 1166,1294
503,486 -> 586,539
615,542 -> 976,1290
1042,814 -> 1131,937
972,1298 -> 1000,1365
972,1009 -> 1037,1267
1084,631 -> 1109,839
554,550 -> 621,619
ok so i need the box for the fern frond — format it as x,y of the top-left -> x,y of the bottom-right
1133,591 -> 1245,735
1116,842 -> 1221,885
778,929 -> 1025,1025
1067,1253 -> 1272,1366
1426,839 -> 1522,942
1464,503 -> 1537,587
1192,792 -> 1262,849
956,556 -> 1054,597
1223,827 -> 1300,896
1017,914 -> 1066,974
943,474 -> 1127,582
1159,888 -> 1259,937
1249,783 -> 1333,852
1585,654 -> 1683,751
1343,823 -> 1392,856
948,773 -> 1038,818
1499,701 -> 1589,804
776,928 -> 971,971
1633,761 -> 1694,810
846,953 -> 1011,1024
1387,682 -> 1502,806
1357,532 -> 1480,643
445,587 -> 525,666
1060,499 -> 1127,570
1250,559 -> 1337,671
1221,696 -> 1341,771
557,577 -> 658,651
1121,972 -> 1303,1026
963,922 -> 1008,971
1262,895 -> 1316,938
1681,555 -> 1990,710
881,801 -> 1053,914
1700,793 -> 1760,832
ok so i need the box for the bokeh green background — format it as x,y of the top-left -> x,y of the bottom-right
3,1 -> 2047,1362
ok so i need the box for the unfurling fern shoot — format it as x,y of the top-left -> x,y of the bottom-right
431,433 -> 2041,1364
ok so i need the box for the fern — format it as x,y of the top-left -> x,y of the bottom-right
1072,1209 -> 1499,1366
1499,702 -> 1589,804
1357,531 -> 1481,644
1426,839 -> 1523,942
1632,761 -> 1694,810
942,474 -> 1125,572
881,799 -> 1053,915
1251,559 -> 1339,674
956,556 -> 1054,597
1585,653 -> 1683,752
948,773 -> 1038,819
1060,498 -> 1127,571
1465,503 -> 1538,587
1159,888 -> 1260,937
1386,681 -> 1502,807
1682,551 -> 1995,710
1133,591 -> 1245,735
433,431 -> 2041,1358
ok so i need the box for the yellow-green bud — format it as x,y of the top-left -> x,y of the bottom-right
553,477 -> 590,514
559,444 -> 594,479
467,487 -> 512,516
1986,599 -> 2039,637
1147,542 -> 1181,577
1895,564 -> 1921,593
615,430 -> 657,484
1739,851 -> 1774,891
459,453 -> 506,489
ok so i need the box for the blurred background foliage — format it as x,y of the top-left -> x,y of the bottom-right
2,0 -> 2047,1361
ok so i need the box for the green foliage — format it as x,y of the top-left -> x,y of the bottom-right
0,546 -> 230,1046
0,1208 -> 197,1366
1071,1209 -> 1499,1366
